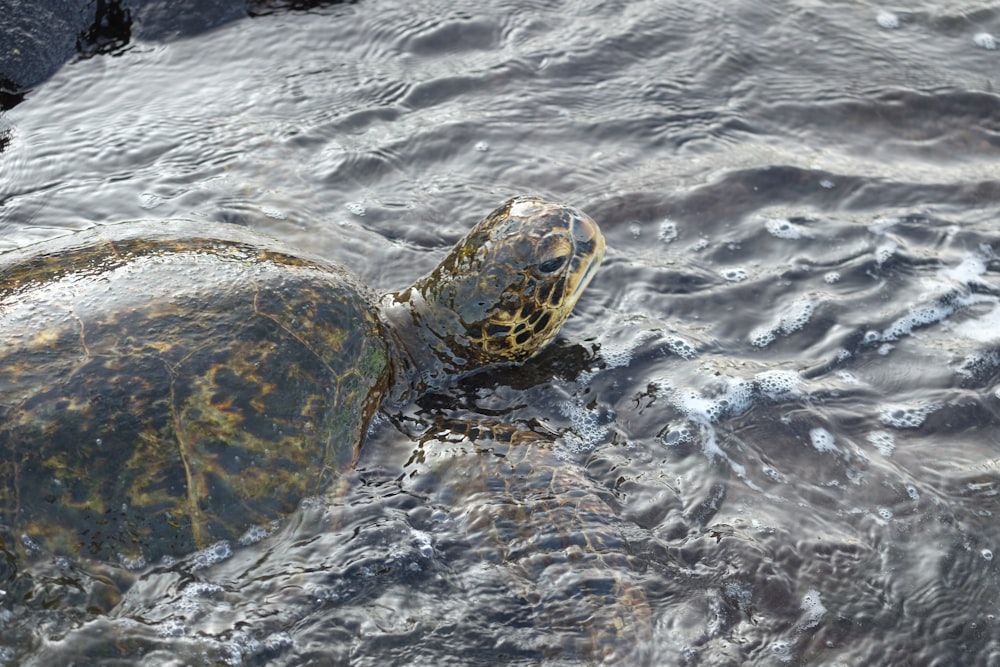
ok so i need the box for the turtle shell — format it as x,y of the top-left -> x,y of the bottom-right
0,222 -> 389,564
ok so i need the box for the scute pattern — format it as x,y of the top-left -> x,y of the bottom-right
0,233 -> 388,562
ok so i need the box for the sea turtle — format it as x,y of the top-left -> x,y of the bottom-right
0,196 -> 604,565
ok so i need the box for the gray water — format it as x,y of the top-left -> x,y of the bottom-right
2,1 -> 1000,665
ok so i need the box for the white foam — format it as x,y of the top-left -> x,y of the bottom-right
823,271 -> 840,284
667,336 -> 698,359
906,484 -> 919,501
866,430 -> 896,456
880,302 -> 954,341
878,403 -> 939,429
751,297 -> 818,347
808,427 -> 837,453
874,241 -> 898,265
658,220 -> 679,243
238,521 -> 280,546
721,268 -> 749,282
876,11 -> 900,29
974,33 -> 997,50
345,201 -> 366,216
799,589 -> 827,629
953,304 -> 1000,343
190,540 -> 233,570
764,217 -> 811,240
756,370 -> 800,400
983,549 -> 994,561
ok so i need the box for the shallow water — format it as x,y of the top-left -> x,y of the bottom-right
2,0 -> 1000,665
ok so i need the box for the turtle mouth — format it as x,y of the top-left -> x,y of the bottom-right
568,214 -> 605,301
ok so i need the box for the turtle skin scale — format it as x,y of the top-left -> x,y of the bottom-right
0,226 -> 388,563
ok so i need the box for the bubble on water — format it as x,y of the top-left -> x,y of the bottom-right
751,297 -> 818,347
879,403 -> 938,429
724,580 -> 753,608
750,328 -> 776,348
880,302 -> 955,341
876,11 -> 900,29
119,553 -> 147,570
629,223 -> 641,238
877,507 -> 893,521
822,271 -> 841,284
558,394 -> 615,452
866,430 -> 896,456
808,427 -> 836,453
157,618 -> 187,638
756,370 -> 799,400
191,540 -> 233,570
983,549 -> 994,561
800,589 -> 827,629
974,33 -> 997,50
261,206 -> 285,219
661,423 -> 694,446
953,304 -> 1000,344
819,179 -> 835,189
673,378 -> 754,424
691,237 -> 710,251
764,217 -> 811,240
770,639 -> 794,662
658,220 -> 679,242
667,336 -> 698,359
475,140 -> 489,151
239,521 -> 279,546
222,631 -> 294,666
345,202 -> 366,216
905,484 -> 919,501
721,267 -> 749,282
874,241 -> 898,265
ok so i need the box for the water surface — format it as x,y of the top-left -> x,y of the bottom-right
2,1 -> 1000,665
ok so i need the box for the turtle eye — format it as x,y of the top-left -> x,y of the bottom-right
537,255 -> 568,274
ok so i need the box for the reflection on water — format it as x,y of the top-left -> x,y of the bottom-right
2,0 -> 1000,664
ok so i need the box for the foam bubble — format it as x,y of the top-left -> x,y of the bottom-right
880,302 -> 955,341
239,521 -> 280,546
874,241 -> 898,265
906,484 -> 919,501
345,202 -> 366,216
866,430 -> 896,456
800,589 -> 827,629
755,370 -> 800,400
983,549 -> 994,561
877,507 -> 893,521
191,540 -> 233,570
667,336 -> 698,359
672,378 -> 754,424
876,11 -> 900,29
974,33 -> 997,50
764,217 -> 811,240
750,297 -> 818,347
953,304 -> 1000,343
721,268 -> 749,282
823,271 -> 840,284
808,427 -> 837,453
879,403 -> 938,429
658,220 -> 679,242
629,223 -> 641,238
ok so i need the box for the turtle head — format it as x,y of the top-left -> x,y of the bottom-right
386,196 -> 604,383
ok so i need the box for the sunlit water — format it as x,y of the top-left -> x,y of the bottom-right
2,1 -> 1000,665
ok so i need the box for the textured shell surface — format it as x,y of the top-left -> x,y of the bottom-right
0,221 -> 389,562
